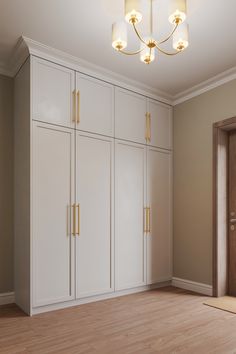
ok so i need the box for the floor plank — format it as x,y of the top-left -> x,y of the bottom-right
0,287 -> 236,354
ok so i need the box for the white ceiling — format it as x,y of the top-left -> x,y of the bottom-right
0,0 -> 236,96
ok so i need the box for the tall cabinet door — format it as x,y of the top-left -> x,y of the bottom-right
76,73 -> 114,136
32,122 -> 75,307
76,132 -> 114,298
147,147 -> 172,284
32,57 -> 75,128
115,88 -> 147,144
148,100 -> 172,150
115,140 -> 146,290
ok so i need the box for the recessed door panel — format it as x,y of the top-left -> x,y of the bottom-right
148,100 -> 172,150
76,73 -> 114,136
32,122 -> 75,307
115,141 -> 146,290
32,57 -> 75,128
115,88 -> 147,144
147,147 -> 172,284
76,132 -> 114,298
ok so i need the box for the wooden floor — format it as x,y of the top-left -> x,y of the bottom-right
1,287 -> 236,354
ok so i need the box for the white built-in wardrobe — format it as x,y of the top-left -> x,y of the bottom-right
14,56 -> 173,315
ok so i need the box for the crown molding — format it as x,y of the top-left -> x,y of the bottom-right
173,66 -> 236,105
4,36 -> 236,107
15,36 -> 172,105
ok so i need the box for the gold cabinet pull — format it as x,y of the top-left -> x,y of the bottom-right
72,204 -> 76,236
145,113 -> 151,143
147,207 -> 151,233
77,204 -> 80,236
72,90 -> 76,123
144,207 -> 147,232
145,113 -> 149,142
77,90 -> 80,124
148,113 -> 151,143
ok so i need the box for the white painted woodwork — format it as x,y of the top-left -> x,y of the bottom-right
147,147 -> 172,284
76,73 -> 114,136
32,57 -> 75,128
148,99 -> 173,150
32,122 -> 75,307
115,140 -> 146,290
76,132 -> 114,298
14,58 -> 31,315
115,88 -> 147,144
14,55 -> 173,315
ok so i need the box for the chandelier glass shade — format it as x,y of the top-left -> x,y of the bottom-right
112,0 -> 189,64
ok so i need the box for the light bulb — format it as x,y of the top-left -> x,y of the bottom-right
173,23 -> 189,51
125,0 -> 142,24
169,0 -> 187,24
140,39 -> 155,64
112,22 -> 128,51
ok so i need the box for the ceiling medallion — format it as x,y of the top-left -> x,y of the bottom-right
112,0 -> 189,64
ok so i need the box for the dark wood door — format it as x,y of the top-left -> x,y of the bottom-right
228,130 -> 236,296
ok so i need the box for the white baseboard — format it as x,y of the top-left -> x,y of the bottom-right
172,277 -> 213,296
0,292 -> 15,305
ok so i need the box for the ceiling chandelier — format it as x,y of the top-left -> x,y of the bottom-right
112,0 -> 189,64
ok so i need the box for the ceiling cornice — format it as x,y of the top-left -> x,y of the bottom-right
3,36 -> 236,107
173,66 -> 236,105
9,36 -> 173,105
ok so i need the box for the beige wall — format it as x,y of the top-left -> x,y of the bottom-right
0,74 -> 14,293
173,79 -> 236,285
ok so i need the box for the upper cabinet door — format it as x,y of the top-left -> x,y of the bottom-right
76,73 -> 114,136
148,100 -> 173,150
146,147 -> 172,284
115,88 -> 147,144
32,57 -> 75,128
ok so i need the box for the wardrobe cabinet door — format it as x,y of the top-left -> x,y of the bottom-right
76,73 -> 114,136
32,122 -> 75,307
115,88 -> 147,144
147,147 -> 172,284
32,57 -> 75,128
148,100 -> 172,150
76,132 -> 114,298
115,141 -> 146,290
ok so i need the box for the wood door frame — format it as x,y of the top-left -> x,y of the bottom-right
213,116 -> 236,297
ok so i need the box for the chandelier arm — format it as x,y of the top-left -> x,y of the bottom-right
158,22 -> 179,45
132,23 -> 148,45
119,47 -> 146,56
154,42 -> 181,56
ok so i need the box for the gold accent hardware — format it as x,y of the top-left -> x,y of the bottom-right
145,113 -> 151,143
72,90 -> 76,123
148,113 -> 151,142
77,90 -> 80,124
144,207 -> 147,232
77,204 -> 80,236
72,204 -> 76,236
146,207 -> 151,233
145,113 -> 149,142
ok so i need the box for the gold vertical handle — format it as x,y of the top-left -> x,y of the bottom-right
72,90 -> 76,123
77,90 -> 80,124
148,113 -> 151,143
72,204 -> 76,236
76,204 -> 80,236
144,207 -> 147,233
145,113 -> 149,142
147,207 -> 151,233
